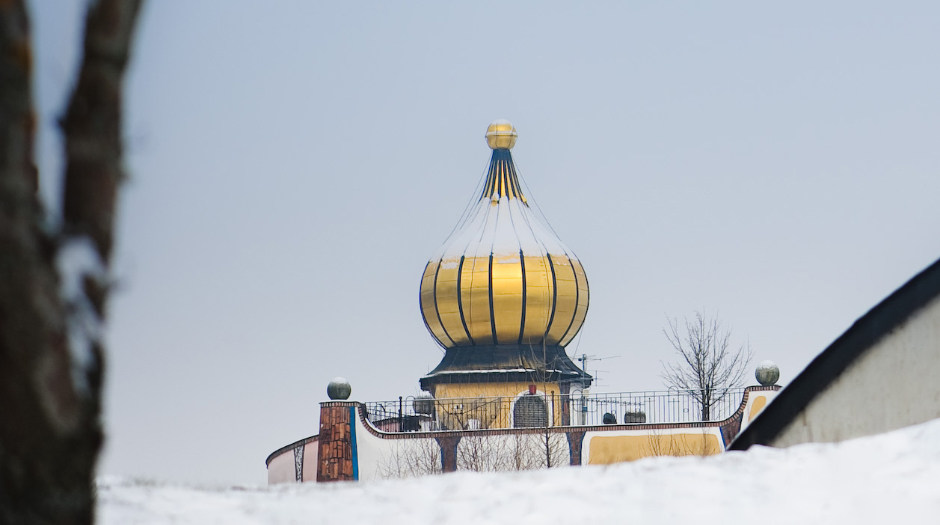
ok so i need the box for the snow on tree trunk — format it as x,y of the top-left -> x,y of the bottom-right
0,1 -> 143,523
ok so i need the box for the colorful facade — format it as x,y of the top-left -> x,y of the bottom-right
267,386 -> 779,483
266,121 -> 779,483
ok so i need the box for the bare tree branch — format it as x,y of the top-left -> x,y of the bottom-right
661,311 -> 752,421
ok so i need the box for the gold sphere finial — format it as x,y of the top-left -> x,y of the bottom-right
485,119 -> 517,150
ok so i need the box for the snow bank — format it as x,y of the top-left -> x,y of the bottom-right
98,418 -> 940,524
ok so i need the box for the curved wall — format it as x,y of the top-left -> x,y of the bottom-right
266,386 -> 779,483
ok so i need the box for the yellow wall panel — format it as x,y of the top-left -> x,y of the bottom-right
748,395 -> 768,423
434,381 -> 566,429
588,433 -> 723,464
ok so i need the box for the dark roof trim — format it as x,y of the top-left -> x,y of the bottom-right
419,344 -> 591,390
730,256 -> 940,450
265,434 -> 318,467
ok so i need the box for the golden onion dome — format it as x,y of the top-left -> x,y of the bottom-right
419,121 -> 589,351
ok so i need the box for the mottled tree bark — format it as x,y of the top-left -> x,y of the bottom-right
0,1 -> 143,523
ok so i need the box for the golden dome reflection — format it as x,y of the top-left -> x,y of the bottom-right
485,119 -> 518,150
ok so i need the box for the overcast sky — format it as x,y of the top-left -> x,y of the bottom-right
31,1 -> 940,484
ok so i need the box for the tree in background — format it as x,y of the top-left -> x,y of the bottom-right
0,1 -> 143,523
661,312 -> 751,421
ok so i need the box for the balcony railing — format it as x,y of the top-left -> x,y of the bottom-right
363,388 -> 747,432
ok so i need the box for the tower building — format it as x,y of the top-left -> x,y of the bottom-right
266,121 -> 784,482
418,120 -> 592,424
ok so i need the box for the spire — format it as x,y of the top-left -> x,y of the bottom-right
480,149 -> 526,202
418,120 -> 591,390
420,120 -> 589,350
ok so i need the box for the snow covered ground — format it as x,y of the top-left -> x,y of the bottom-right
98,419 -> 940,524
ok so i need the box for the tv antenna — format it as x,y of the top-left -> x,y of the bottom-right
576,353 -> 620,388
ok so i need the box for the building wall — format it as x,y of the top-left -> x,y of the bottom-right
583,427 -> 724,464
771,296 -> 940,447
266,451 -> 296,484
266,437 -> 318,484
302,441 -> 319,481
739,390 -> 774,433
434,381 -> 558,401
361,435 -> 443,479
354,416 -> 408,482
581,387 -> 780,464
267,387 -> 779,483
433,381 -> 566,429
353,387 -> 777,480
454,432 -> 570,471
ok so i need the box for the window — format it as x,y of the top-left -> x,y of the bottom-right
513,395 -> 548,428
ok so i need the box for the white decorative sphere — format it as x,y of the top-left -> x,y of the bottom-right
327,377 -> 352,400
755,361 -> 780,386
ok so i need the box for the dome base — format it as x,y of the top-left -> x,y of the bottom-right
420,344 -> 591,391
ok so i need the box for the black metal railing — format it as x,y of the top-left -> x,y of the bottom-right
362,388 -> 747,432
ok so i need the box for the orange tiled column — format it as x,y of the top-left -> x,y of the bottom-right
316,402 -> 357,482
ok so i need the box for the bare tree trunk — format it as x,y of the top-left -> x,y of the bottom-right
0,1 -> 143,523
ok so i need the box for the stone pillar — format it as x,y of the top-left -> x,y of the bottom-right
436,435 -> 460,473
559,382 -> 571,426
316,402 -> 357,482
566,430 -> 586,466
